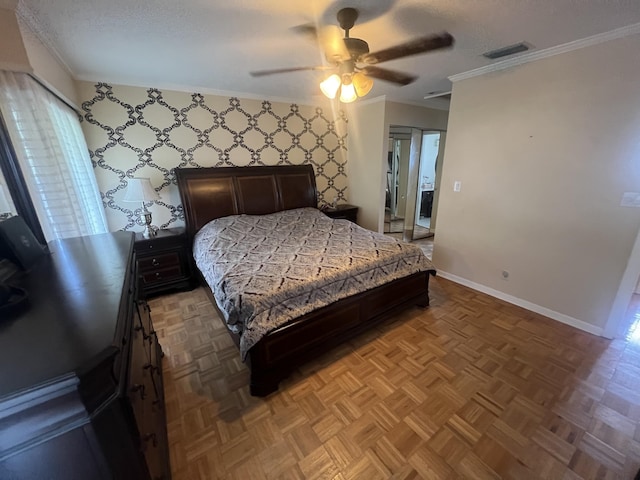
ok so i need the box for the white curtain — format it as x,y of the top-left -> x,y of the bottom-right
0,71 -> 107,241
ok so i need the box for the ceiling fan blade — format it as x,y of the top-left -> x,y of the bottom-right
361,32 -> 454,65
250,66 -> 332,77
360,66 -> 417,86
319,25 -> 350,63
291,23 -> 318,40
292,24 -> 349,63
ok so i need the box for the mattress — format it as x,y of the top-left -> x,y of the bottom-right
193,207 -> 435,359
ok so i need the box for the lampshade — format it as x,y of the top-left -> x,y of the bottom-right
320,72 -> 373,103
123,177 -> 160,203
352,72 -> 373,97
0,185 -> 11,214
320,74 -> 341,99
339,81 -> 357,103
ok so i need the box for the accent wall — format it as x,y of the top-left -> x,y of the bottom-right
77,82 -> 348,232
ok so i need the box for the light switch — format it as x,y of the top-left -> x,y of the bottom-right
453,181 -> 461,192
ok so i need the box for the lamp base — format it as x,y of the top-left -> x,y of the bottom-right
142,224 -> 156,239
142,210 -> 156,238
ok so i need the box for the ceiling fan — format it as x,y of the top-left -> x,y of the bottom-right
250,7 -> 454,103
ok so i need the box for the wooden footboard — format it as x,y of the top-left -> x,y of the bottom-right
202,270 -> 432,396
248,270 -> 431,396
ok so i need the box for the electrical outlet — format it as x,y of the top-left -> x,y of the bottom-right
502,270 -> 509,279
453,181 -> 461,192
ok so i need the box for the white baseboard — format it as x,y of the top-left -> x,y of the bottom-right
436,271 -> 604,337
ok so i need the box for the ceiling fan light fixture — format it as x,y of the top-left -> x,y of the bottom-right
339,81 -> 357,103
320,74 -> 341,99
352,72 -> 373,97
254,8 -> 455,103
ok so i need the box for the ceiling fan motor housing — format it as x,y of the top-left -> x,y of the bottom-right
337,7 -> 358,32
344,37 -> 369,58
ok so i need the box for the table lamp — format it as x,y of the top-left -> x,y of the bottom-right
123,177 -> 160,238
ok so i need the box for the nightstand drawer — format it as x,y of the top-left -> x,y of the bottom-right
138,252 -> 180,272
141,265 -> 183,286
134,227 -> 193,296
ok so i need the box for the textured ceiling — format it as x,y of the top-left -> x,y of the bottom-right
17,0 -> 640,105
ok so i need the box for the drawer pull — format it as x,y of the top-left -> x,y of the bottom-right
144,363 -> 160,374
151,258 -> 159,266
130,383 -> 146,400
155,272 -> 161,278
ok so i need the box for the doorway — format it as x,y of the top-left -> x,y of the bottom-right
604,222 -> 640,342
384,128 -> 412,235
414,131 -> 441,240
383,126 -> 445,241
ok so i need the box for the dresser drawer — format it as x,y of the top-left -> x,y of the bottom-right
136,300 -> 154,340
138,252 -> 181,272
142,398 -> 167,480
141,265 -> 183,286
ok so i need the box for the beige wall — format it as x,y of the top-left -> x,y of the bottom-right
0,7 -> 30,72
346,97 -> 387,231
434,35 -> 640,332
17,16 -> 79,106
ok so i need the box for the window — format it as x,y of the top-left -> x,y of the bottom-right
0,71 -> 107,242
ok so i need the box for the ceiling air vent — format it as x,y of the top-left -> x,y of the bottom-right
482,42 -> 531,60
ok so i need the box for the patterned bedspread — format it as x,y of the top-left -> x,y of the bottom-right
193,208 -> 436,359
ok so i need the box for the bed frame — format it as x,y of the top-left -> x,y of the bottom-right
175,165 -> 433,396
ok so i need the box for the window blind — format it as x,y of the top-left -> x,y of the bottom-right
0,71 -> 107,241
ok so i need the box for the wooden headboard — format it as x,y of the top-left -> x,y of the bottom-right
175,165 -> 318,239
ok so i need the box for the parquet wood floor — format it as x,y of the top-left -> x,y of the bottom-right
149,278 -> 640,479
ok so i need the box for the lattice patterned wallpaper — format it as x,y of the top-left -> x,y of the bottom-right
78,82 -> 348,232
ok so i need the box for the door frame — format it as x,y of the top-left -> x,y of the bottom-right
603,223 -> 640,338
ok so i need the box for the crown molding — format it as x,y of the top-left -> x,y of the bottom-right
449,22 -> 640,83
15,0 -> 75,76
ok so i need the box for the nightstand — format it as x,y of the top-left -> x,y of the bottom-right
323,204 -> 359,223
134,227 -> 193,297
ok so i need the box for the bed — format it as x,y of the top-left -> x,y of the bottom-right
176,164 -> 436,396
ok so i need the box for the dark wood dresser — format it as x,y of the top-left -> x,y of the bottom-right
0,232 -> 170,479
